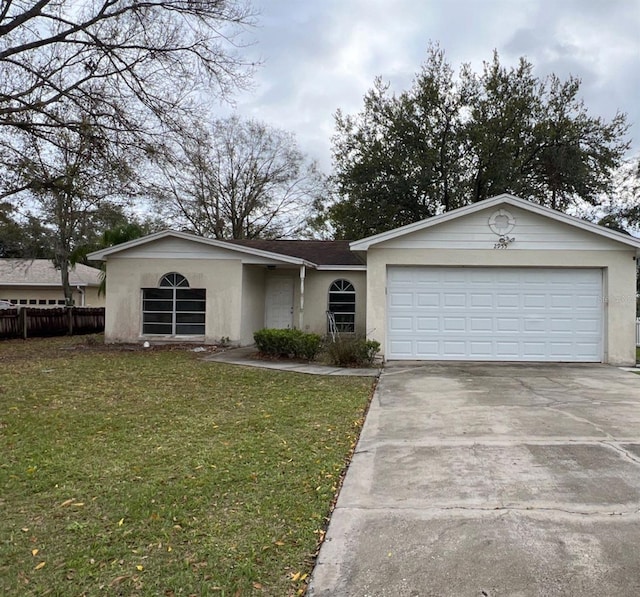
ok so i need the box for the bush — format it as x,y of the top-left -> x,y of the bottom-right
325,335 -> 381,367
253,328 -> 323,361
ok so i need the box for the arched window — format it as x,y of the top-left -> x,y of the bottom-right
142,272 -> 206,336
328,279 -> 356,333
159,272 -> 189,288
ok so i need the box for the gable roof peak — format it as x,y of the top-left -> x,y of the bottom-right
350,194 -> 640,251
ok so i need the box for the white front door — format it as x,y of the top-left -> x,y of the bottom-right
265,276 -> 294,329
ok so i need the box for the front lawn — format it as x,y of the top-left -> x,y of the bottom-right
0,336 -> 375,596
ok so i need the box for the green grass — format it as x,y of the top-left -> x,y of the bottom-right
637,346 -> 640,363
0,336 -> 375,596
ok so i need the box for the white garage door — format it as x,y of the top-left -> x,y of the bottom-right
387,267 -> 603,362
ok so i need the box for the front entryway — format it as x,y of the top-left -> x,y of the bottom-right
265,276 -> 293,329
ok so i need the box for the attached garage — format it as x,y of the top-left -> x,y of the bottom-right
387,266 -> 602,361
351,194 -> 640,366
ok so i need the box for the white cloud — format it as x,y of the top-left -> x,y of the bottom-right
222,0 -> 640,172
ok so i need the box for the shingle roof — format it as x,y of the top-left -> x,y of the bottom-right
0,259 -> 102,286
225,240 -> 365,266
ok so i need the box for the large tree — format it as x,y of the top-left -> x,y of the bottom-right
329,45 -> 630,239
0,0 -> 255,152
5,111 -> 138,303
0,0 -> 256,298
150,115 -> 327,239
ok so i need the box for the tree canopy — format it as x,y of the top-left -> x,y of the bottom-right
0,0 -> 255,147
149,115 -> 327,239
329,45 -> 630,239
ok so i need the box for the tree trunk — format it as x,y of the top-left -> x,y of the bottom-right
58,259 -> 74,306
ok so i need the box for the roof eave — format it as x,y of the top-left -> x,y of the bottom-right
87,230 -> 316,267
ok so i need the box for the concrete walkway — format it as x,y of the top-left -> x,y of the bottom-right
308,363 -> 640,596
202,346 -> 380,377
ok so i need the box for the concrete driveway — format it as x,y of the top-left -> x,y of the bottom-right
308,363 -> 640,597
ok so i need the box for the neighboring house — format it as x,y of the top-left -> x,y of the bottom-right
88,194 -> 640,365
0,259 -> 104,307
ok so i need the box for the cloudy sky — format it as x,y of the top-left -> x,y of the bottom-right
224,0 -> 640,173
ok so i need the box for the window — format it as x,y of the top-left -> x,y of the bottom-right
328,279 -> 356,333
142,273 -> 206,336
39,300 -> 47,305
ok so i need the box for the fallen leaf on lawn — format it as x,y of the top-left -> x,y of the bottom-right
118,518 -> 124,526
59,498 -> 75,507
252,582 -> 263,590
31,549 -> 39,556
291,572 -> 301,582
21,527 -> 29,532
34,562 -> 45,570
109,575 -> 129,587
136,565 -> 144,571
274,541 -> 285,546
72,502 -> 84,507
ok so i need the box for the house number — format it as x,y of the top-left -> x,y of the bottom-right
494,236 -> 515,249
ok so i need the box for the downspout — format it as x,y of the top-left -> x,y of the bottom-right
299,265 -> 305,330
76,286 -> 85,306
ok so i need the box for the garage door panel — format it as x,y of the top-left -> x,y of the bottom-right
523,318 -> 545,332
550,294 -> 573,308
470,293 -> 493,308
443,317 -> 466,331
469,341 -> 493,356
388,340 -> 413,358
496,318 -> 519,332
417,317 -> 439,331
387,267 -> 602,362
389,292 -> 413,307
470,318 -> 493,331
389,316 -> 412,331
523,294 -> 546,308
497,294 -> 519,308
415,340 -> 439,357
417,293 -> 439,307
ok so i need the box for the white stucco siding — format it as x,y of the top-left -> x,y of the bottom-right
301,270 -> 367,336
241,266 -> 266,344
365,248 -> 637,365
104,257 -> 243,344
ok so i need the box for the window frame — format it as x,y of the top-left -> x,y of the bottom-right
328,279 -> 356,334
142,273 -> 206,337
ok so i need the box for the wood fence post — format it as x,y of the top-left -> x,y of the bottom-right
20,307 -> 28,339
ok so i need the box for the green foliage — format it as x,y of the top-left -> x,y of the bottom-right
0,203 -> 54,258
330,44 -> 630,238
325,336 -> 381,367
0,335 -> 373,596
253,328 -> 323,361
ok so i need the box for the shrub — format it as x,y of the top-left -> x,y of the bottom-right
325,335 -> 381,367
253,328 -> 323,361
295,332 -> 324,361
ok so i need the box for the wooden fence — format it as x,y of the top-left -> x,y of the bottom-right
0,307 -> 105,339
